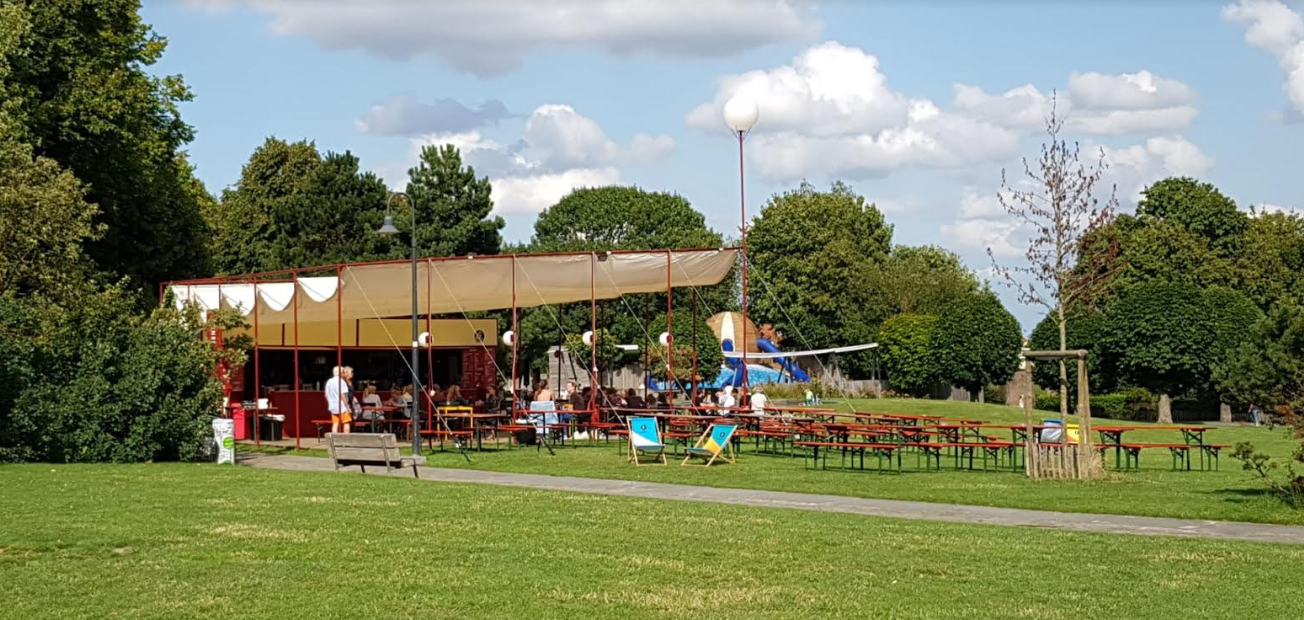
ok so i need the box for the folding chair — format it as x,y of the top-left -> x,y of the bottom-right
681,423 -> 737,467
626,416 -> 667,466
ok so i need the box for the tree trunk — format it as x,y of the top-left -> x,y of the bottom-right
1158,393 -> 1173,424
1219,402 -> 1232,424
977,387 -> 985,403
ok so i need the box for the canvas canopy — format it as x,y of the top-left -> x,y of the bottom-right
168,249 -> 736,327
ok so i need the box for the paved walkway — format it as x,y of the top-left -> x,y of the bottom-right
240,453 -> 1304,545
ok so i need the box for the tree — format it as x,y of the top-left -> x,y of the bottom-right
270,151 -> 395,269
876,313 -> 938,397
1236,210 -> 1304,308
562,329 -> 623,382
7,0 -> 211,287
0,134 -> 100,300
748,181 -> 892,377
1136,177 -> 1248,253
1204,286 -> 1263,422
1101,281 -> 1213,423
1028,308 -> 1112,399
928,291 -> 1023,399
403,144 -> 504,259
869,245 -> 979,315
206,138 -> 322,275
647,311 -> 724,387
990,95 -> 1118,417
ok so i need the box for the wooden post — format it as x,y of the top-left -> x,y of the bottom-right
1024,394 -> 1034,478
1077,356 -> 1094,478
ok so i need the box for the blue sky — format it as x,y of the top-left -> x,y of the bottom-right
149,1 -> 1303,329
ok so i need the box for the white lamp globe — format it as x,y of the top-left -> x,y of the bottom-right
502,330 -> 515,346
723,96 -> 759,133
418,331 -> 432,347
582,331 -> 594,346
658,332 -> 672,346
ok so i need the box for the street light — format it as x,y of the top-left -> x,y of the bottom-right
377,191 -> 422,457
723,95 -> 758,389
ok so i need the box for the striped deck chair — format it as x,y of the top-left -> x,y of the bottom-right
627,417 -> 667,466
681,423 -> 737,467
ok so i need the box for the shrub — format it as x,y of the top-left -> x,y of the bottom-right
0,289 -> 229,463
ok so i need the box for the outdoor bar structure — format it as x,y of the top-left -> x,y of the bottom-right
163,248 -> 738,447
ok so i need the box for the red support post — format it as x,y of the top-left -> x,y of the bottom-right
738,132 -> 749,390
666,250 -> 673,403
293,270 -> 301,451
589,253 -> 597,415
426,260 -> 434,429
253,275 -> 261,447
510,256 -> 518,420
336,265 -> 343,407
691,287 -> 698,406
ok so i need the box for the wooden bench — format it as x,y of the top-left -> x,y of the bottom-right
326,433 -> 420,477
795,441 -> 902,471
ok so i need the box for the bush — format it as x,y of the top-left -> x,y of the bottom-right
877,313 -> 938,397
1089,387 -> 1157,421
0,289 -> 228,463
984,384 -> 1005,405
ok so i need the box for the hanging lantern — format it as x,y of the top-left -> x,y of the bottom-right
502,330 -> 515,346
582,330 -> 594,346
659,332 -> 671,346
418,331 -> 432,348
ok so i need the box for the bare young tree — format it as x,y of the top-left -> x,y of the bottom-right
990,94 -> 1120,418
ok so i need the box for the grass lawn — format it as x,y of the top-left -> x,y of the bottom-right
2,463 -> 1302,619
254,398 -> 1304,525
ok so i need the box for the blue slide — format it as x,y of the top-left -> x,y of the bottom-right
756,338 -> 810,382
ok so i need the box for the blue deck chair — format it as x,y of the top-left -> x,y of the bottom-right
681,423 -> 738,467
626,417 -> 667,466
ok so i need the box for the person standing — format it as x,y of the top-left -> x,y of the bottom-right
325,366 -> 353,434
751,386 -> 770,416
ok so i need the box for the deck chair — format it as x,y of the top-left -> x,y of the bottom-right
627,416 -> 667,466
681,423 -> 737,467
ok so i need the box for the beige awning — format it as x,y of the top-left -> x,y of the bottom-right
169,249 -> 736,327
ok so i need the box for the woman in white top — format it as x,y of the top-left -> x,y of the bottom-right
718,386 -> 736,409
751,387 -> 770,415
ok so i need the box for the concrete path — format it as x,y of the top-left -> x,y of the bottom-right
240,453 -> 1304,545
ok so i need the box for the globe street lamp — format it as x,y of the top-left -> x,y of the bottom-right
377,192 -> 422,457
723,96 -> 758,389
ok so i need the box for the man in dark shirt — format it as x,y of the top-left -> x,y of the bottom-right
624,388 -> 645,410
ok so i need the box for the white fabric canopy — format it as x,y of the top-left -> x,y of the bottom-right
168,249 -> 736,326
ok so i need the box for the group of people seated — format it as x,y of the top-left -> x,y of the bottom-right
514,379 -> 770,415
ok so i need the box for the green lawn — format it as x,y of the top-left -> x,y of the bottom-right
258,398 -> 1304,525
2,463 -> 1302,619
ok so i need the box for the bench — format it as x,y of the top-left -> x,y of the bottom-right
1098,443 -> 1230,471
795,441 -> 902,471
326,433 -> 420,477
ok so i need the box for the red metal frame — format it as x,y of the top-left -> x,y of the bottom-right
292,270 -> 301,451
510,255 -> 518,420
589,253 -> 597,414
252,274 -> 260,447
665,250 -> 673,400
738,133 -> 749,390
336,265 -> 343,388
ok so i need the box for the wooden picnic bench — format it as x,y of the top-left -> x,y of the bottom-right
795,440 -> 903,471
326,433 -> 420,477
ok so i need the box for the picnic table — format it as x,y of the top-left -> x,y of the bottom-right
1093,425 -> 1217,470
436,407 -> 508,450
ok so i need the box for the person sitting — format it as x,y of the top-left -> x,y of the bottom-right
387,385 -> 413,407
751,386 -> 770,416
654,393 -> 670,410
718,386 -> 737,410
477,386 -> 502,413
533,380 -> 554,402
624,388 -> 645,410
361,385 -> 384,408
569,385 -> 587,411
444,384 -> 467,406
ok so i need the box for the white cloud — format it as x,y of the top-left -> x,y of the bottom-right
1252,202 -> 1304,216
1067,70 -> 1197,110
688,41 -> 1203,180
1097,136 -> 1215,202
356,96 -> 510,136
183,0 -> 819,75
940,217 -> 1024,258
378,105 -> 671,215
1224,0 -> 1304,115
493,168 -> 623,215
686,41 -> 913,136
958,188 -> 1010,219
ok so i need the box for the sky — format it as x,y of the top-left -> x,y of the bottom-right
148,0 -> 1304,330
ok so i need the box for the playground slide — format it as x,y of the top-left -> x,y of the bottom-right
755,338 -> 810,382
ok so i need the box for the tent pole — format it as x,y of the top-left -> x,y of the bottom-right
293,270 -> 301,451
426,259 -> 434,432
666,250 -> 673,404
589,253 -> 597,416
643,295 -> 650,402
253,274 -> 261,447
691,288 -> 698,406
510,256 -> 517,421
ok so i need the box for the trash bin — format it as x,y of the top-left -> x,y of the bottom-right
259,414 -> 285,441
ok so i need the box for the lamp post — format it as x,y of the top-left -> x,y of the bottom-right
724,96 -> 759,390
377,191 -> 422,457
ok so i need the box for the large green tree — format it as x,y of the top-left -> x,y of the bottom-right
402,144 -> 504,259
928,291 -> 1023,399
270,151 -> 394,269
1101,281 -> 1214,423
748,181 -> 893,377
6,0 -> 211,288
206,138 -> 322,275
1215,304 -> 1304,413
869,245 -> 979,316
1135,177 -> 1248,252
876,313 -> 938,397
1204,286 -> 1263,421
